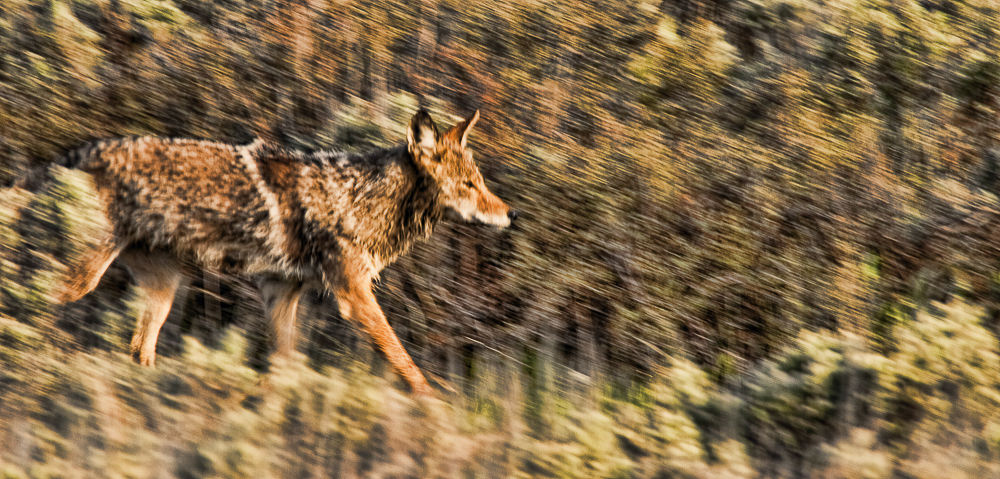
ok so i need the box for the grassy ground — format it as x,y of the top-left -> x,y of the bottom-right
2,300 -> 1000,478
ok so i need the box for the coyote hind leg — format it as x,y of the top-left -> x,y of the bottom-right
258,277 -> 305,358
59,237 -> 122,304
120,249 -> 184,366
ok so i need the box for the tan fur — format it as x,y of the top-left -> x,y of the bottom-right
43,109 -> 513,396
119,249 -> 185,366
337,277 -> 433,395
259,277 -> 305,357
60,236 -> 122,303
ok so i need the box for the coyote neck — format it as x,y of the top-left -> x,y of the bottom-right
302,146 -> 443,273
360,158 -> 443,268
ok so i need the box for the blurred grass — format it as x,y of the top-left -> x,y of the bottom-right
3,0 -> 1000,475
2,302 -> 1000,478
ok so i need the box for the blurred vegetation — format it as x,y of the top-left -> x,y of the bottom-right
3,0 -> 1000,476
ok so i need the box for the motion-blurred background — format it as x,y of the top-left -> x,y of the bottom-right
2,0 -> 1000,477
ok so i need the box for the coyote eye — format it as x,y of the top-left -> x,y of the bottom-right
464,181 -> 475,189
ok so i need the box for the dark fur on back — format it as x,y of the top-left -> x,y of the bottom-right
49,136 -> 449,288
21,110 -> 513,395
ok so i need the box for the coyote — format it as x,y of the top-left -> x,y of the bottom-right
42,109 -> 515,396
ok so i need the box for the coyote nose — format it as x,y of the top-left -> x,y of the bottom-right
508,210 -> 519,222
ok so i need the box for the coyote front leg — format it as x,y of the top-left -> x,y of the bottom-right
335,275 -> 433,396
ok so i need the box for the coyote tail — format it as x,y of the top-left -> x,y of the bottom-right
12,140 -> 111,191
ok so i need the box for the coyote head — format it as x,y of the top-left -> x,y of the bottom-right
407,109 -> 517,227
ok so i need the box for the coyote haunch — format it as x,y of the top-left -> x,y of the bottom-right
51,109 -> 515,396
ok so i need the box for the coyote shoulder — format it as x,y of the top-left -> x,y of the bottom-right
48,109 -> 516,396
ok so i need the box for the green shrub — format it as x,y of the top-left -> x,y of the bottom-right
743,331 -> 879,478
876,300 -> 1000,454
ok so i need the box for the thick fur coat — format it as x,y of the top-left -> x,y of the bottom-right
33,109 -> 515,396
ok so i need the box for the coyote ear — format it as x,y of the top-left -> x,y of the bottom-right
446,110 -> 480,149
407,109 -> 439,164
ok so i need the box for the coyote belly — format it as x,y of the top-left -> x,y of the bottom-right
48,109 -> 515,396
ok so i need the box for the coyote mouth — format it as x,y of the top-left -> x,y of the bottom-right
473,212 -> 511,228
443,207 -> 511,228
